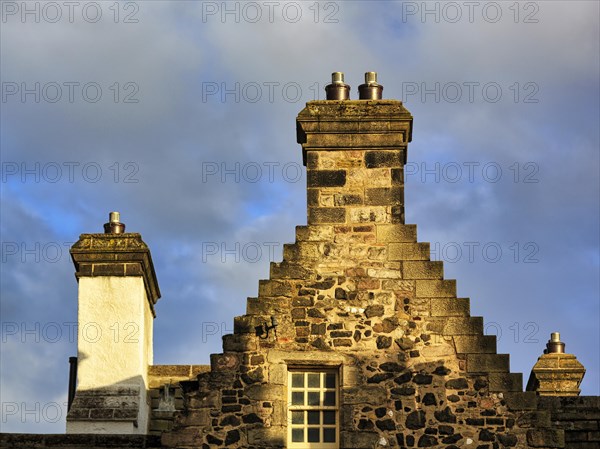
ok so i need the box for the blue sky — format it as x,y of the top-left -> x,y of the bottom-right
1,0 -> 598,433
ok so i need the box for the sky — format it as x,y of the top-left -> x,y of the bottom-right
1,0 -> 598,433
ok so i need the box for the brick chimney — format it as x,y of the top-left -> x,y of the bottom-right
67,213 -> 161,434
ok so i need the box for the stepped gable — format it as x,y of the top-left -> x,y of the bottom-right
160,97 -> 536,449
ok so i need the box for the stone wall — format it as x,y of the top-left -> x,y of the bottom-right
541,396 -> 599,448
0,434 -> 161,449
147,365 -> 210,435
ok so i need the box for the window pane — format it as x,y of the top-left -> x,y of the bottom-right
307,427 -> 320,443
307,373 -> 320,388
323,391 -> 336,406
323,428 -> 336,442
323,410 -> 336,425
291,391 -> 304,405
307,411 -> 320,425
325,373 -> 336,388
291,428 -> 304,442
307,392 -> 320,406
291,373 -> 304,388
291,411 -> 304,424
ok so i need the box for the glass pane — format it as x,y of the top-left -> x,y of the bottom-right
325,373 -> 336,388
291,428 -> 304,443
307,427 -> 320,443
291,411 -> 304,424
307,373 -> 320,388
323,391 -> 336,406
323,428 -> 336,443
291,391 -> 304,405
323,410 -> 336,425
291,373 -> 304,388
307,392 -> 320,406
307,411 -> 320,425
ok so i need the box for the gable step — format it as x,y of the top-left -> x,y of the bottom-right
453,335 -> 497,354
431,297 -> 470,316
427,316 -> 483,335
295,225 -> 334,242
388,242 -> 430,260
258,279 -> 296,297
416,279 -> 456,298
269,261 -> 311,279
283,242 -> 320,262
222,334 -> 258,352
246,297 -> 290,315
376,224 -> 417,243
466,353 -> 510,373
403,260 -> 444,279
443,316 -> 484,335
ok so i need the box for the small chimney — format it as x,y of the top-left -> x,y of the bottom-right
526,332 -> 586,396
104,211 -> 126,234
68,222 -> 161,434
325,72 -> 350,100
358,71 -> 383,100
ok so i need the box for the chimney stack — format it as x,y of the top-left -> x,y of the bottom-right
325,72 -> 350,100
526,332 -> 586,396
67,213 -> 161,434
297,75 -> 412,226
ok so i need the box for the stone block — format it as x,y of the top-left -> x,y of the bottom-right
334,193 -> 363,206
466,354 -> 510,373
343,386 -> 388,404
269,262 -> 310,280
348,206 -> 388,223
365,150 -> 404,168
246,297 -> 289,315
439,316 -> 483,335
526,429 -> 565,447
403,260 -> 443,279
489,372 -> 523,392
307,169 -> 347,187
258,280 -> 295,297
415,279 -> 456,297
295,225 -> 334,242
376,224 -> 417,242
453,335 -> 497,354
308,207 -> 346,224
391,168 -> 403,185
388,242 -> 430,260
340,431 -> 380,448
430,297 -> 470,316
222,334 -> 257,352
245,384 -> 284,402
365,187 -> 403,206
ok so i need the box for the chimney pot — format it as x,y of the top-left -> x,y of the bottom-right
546,332 -> 565,354
325,72 -> 350,100
359,71 -> 383,100
104,211 -> 126,234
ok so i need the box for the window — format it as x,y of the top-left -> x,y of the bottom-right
288,369 -> 339,448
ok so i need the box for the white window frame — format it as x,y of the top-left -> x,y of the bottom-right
287,368 -> 339,449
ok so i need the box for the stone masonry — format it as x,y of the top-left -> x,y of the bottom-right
155,100 -> 596,449
1,92 -> 597,449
